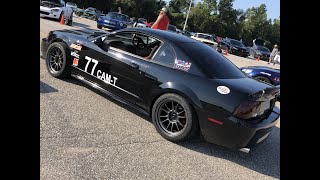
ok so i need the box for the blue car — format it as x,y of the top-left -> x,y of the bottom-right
240,66 -> 280,101
240,66 -> 280,85
97,12 -> 130,30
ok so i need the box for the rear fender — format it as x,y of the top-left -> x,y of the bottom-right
149,82 -> 203,114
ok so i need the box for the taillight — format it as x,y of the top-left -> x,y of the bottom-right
233,101 -> 261,119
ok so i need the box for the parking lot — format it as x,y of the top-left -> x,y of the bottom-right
40,16 -> 280,179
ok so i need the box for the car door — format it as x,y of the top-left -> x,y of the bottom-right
71,33 -> 154,108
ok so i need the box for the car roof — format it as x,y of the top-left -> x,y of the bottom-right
117,28 -> 199,43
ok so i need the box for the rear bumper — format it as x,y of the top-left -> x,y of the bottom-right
196,106 -> 280,149
41,38 -> 50,59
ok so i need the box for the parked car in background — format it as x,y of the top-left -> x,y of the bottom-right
133,18 -> 152,28
191,33 -> 218,48
66,2 -> 77,11
81,7 -> 102,20
168,24 -> 178,33
40,0 -> 65,20
97,12 -> 130,30
133,19 -> 147,28
249,39 -> 271,61
138,18 -> 152,27
40,0 -> 73,25
181,30 -> 192,37
240,66 -> 280,101
219,38 -> 249,57
240,66 -> 280,86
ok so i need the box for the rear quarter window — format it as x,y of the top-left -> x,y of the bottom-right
180,42 -> 246,79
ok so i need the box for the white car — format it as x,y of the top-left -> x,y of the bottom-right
191,33 -> 218,47
40,0 -> 73,25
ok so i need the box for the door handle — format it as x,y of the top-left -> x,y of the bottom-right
130,63 -> 140,69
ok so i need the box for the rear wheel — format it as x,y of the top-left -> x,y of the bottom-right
46,42 -> 71,78
254,76 -> 272,84
152,93 -> 198,142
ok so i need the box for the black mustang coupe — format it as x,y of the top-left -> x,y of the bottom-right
41,28 -> 280,152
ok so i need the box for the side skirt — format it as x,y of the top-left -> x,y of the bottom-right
71,74 -> 150,117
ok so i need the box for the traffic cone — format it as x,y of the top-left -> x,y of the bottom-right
60,15 -> 65,25
256,56 -> 260,61
224,48 -> 228,55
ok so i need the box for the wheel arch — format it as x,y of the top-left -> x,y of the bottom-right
252,74 -> 274,85
149,83 -> 203,116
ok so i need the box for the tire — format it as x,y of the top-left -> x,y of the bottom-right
45,42 -> 71,78
254,76 -> 272,85
152,93 -> 199,142
97,24 -> 102,29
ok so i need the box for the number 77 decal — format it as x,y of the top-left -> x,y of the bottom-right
84,56 -> 99,75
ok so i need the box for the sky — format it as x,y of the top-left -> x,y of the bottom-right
164,0 -> 280,20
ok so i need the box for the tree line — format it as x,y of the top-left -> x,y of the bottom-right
68,0 -> 280,49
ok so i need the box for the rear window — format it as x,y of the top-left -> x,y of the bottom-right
179,42 -> 246,79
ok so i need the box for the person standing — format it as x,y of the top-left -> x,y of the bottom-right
268,44 -> 279,65
118,7 -> 122,14
151,7 -> 170,31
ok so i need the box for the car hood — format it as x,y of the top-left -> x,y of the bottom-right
242,66 -> 280,73
40,1 -> 63,8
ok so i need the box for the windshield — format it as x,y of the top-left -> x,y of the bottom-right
180,42 -> 246,79
257,46 -> 270,52
107,12 -> 129,21
230,39 -> 244,47
197,34 -> 213,41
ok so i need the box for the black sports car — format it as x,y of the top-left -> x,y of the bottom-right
249,39 -> 271,61
41,28 -> 280,152
219,38 -> 249,57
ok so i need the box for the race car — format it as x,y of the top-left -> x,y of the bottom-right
40,0 -> 73,25
41,28 -> 280,152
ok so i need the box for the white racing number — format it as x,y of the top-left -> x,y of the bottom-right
83,56 -> 118,86
84,56 -> 98,75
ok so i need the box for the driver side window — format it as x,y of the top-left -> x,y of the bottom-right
102,32 -> 161,59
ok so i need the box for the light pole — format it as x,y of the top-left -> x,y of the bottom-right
183,0 -> 193,31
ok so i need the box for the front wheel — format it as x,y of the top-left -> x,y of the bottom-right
97,24 -> 102,29
46,42 -> 71,78
254,76 -> 272,85
152,93 -> 199,142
